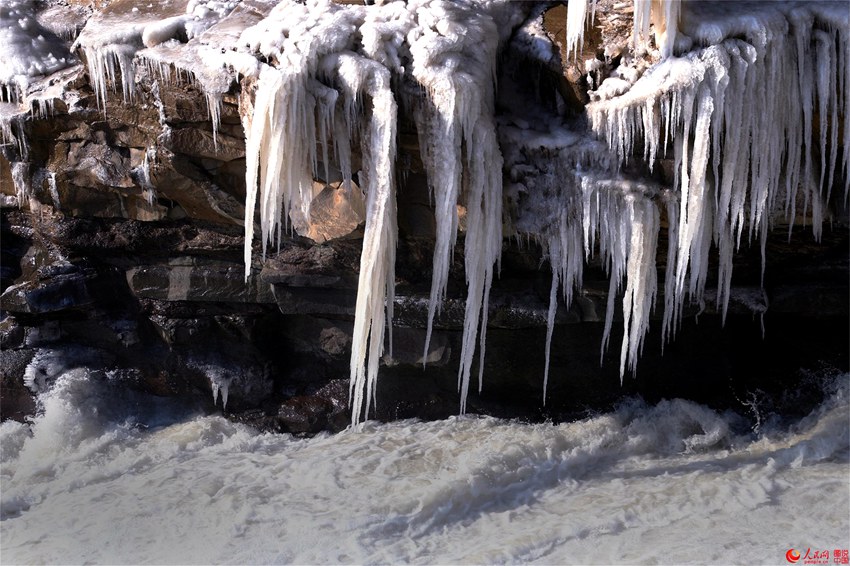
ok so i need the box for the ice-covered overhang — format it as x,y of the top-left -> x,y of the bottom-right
1,0 -> 846,423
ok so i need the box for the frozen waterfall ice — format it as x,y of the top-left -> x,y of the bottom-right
3,0 -> 846,423
239,0 -> 524,422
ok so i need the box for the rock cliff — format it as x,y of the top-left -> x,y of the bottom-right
1,0 -> 847,432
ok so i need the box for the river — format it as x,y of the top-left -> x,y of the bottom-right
1,370 -> 848,564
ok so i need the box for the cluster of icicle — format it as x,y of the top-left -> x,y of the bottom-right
70,0 -> 239,133
9,0 -> 848,422
241,1 -> 402,423
501,122 -> 671,401
239,0 -> 523,423
520,0 -> 847,402
587,0 -> 849,337
6,0 -> 520,423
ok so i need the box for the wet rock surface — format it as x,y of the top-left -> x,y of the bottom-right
2,200 -> 846,429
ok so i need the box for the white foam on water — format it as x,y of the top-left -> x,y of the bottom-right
2,370 -> 847,564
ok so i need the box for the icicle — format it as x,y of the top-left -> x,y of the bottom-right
542,248 -> 559,405
589,1 -> 848,353
456,117 -> 503,411
211,380 -> 220,406
596,183 -> 629,364
408,0 -> 509,414
242,64 -> 322,276
77,45 -> 137,111
633,0 -> 652,53
338,55 -> 398,425
674,84 -> 712,309
138,148 -> 157,206
654,0 -> 681,59
661,192 -> 679,346
565,0 -> 597,60
209,374 -> 230,411
415,94 -> 463,366
0,115 -> 13,147
842,26 -> 850,201
206,92 -> 222,150
619,195 -> 658,378
47,172 -> 61,210
11,162 -> 30,205
632,0 -> 680,58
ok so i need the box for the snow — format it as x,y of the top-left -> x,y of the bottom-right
0,0 -> 75,103
71,0 -> 239,110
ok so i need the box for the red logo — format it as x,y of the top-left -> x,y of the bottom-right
787,547 -> 848,564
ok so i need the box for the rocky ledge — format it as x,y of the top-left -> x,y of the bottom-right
1,0 -> 847,432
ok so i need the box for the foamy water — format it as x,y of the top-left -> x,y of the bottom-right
1,370 -> 848,564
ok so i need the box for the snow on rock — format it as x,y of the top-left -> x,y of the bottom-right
0,0 -> 76,103
71,0 -> 239,110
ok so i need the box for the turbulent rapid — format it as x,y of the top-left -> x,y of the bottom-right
2,370 -> 847,565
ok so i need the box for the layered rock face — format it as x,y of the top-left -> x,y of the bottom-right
1,0 -> 847,432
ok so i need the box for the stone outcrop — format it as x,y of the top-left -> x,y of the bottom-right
1,0 -> 847,432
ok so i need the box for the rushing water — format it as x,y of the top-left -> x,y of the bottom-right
1,369 -> 848,565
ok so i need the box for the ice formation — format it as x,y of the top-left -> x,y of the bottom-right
236,0 -> 524,421
237,1 -> 403,422
0,0 -> 75,103
564,0 -> 595,59
238,0 -> 844,419
2,0 -> 847,422
408,1 -> 512,411
71,0 -> 239,115
564,0 -> 680,59
501,118 -> 669,399
210,375 -> 231,410
507,0 -> 847,396
588,1 -> 849,332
